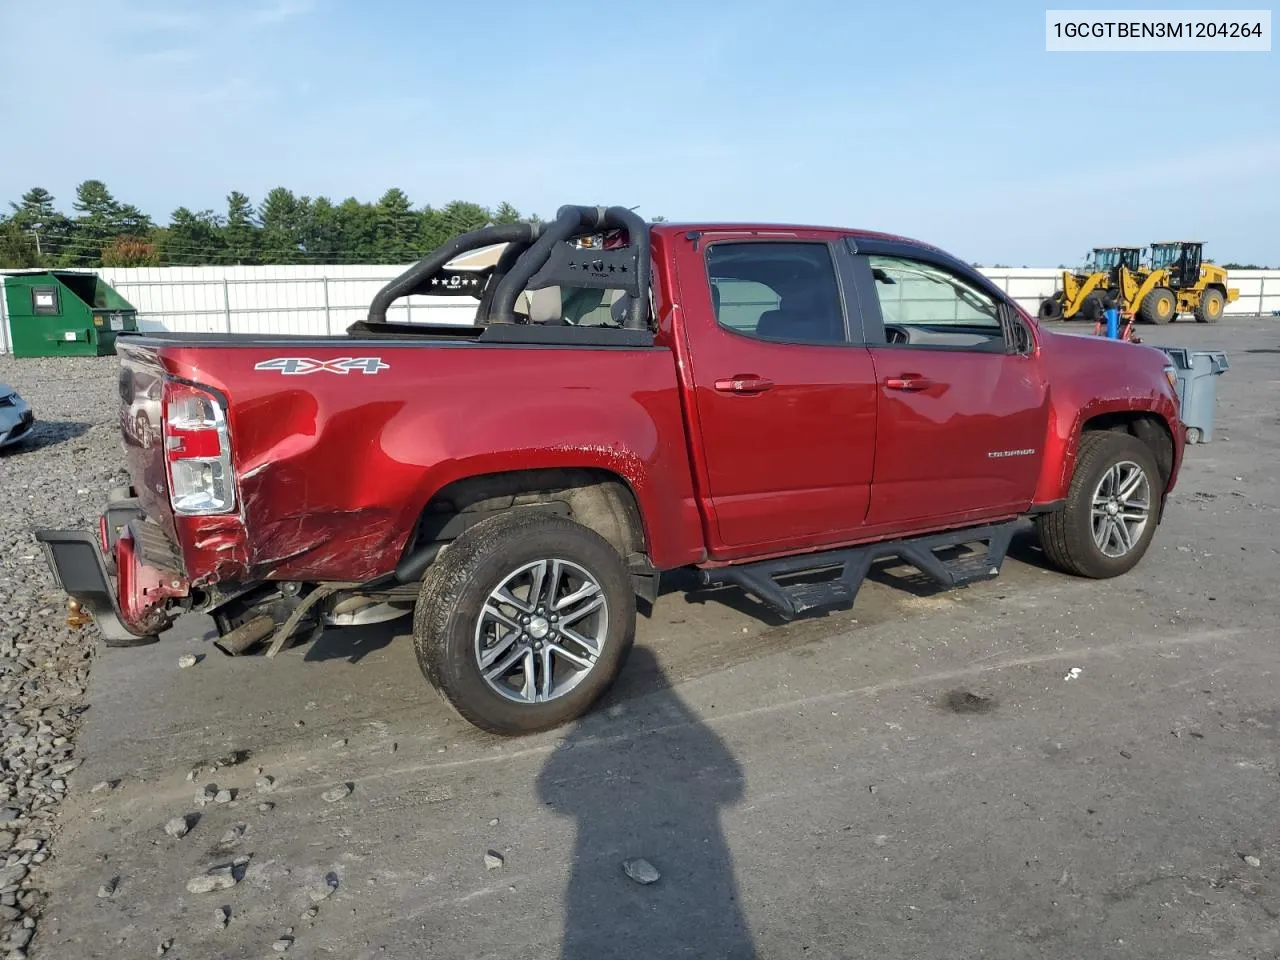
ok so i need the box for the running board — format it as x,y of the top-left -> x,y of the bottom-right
698,521 -> 1018,622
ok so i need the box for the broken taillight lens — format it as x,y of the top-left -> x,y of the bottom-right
163,381 -> 236,515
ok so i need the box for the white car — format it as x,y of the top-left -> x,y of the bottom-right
0,383 -> 35,449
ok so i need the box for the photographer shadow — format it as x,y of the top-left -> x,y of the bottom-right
536,647 -> 757,959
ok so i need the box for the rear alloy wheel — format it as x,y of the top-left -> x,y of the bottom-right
413,511 -> 635,735
1138,287 -> 1177,324
1036,431 -> 1161,578
474,558 -> 609,705
1194,288 -> 1224,324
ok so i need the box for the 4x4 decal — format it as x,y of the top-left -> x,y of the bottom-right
254,357 -> 389,376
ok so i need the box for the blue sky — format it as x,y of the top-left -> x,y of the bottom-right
1,0 -> 1275,264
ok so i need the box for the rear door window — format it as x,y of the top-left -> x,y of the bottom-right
706,242 -> 847,344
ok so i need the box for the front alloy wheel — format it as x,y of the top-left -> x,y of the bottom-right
1090,461 -> 1150,558
1035,431 -> 1162,578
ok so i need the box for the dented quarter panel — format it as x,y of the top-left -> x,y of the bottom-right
141,339 -> 702,584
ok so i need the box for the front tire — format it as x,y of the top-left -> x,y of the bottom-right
1036,431 -> 1162,579
1194,288 -> 1224,323
413,512 -> 636,736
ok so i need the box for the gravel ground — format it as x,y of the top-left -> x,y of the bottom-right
0,355 -> 123,959
3,320 -> 1278,959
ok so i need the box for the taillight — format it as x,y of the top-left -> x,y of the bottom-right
163,381 -> 236,515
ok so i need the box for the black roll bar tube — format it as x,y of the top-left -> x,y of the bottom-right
363,222 -> 539,327
488,205 -> 652,331
605,205 -> 652,331
487,207 -> 584,325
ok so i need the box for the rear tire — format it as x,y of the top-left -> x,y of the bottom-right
1138,288 -> 1176,324
1035,431 -> 1161,579
1194,288 -> 1224,323
413,511 -> 636,736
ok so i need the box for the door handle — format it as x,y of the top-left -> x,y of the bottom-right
885,375 -> 934,392
714,375 -> 774,394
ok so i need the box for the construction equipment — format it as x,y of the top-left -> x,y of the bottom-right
1038,246 -> 1142,321
1119,242 -> 1239,324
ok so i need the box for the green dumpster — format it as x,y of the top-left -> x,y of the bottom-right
2,270 -> 139,357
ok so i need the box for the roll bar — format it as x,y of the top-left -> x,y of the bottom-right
360,204 -> 652,332
365,222 -> 538,326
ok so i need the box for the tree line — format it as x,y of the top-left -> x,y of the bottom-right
0,181 -> 542,269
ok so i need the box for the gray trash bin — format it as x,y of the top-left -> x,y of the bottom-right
1159,347 -> 1229,443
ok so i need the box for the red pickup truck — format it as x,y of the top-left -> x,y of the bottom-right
37,205 -> 1185,734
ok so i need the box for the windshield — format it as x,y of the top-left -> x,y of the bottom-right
1150,244 -> 1180,269
1091,249 -> 1120,271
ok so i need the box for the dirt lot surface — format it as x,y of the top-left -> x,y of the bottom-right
2,317 -> 1278,960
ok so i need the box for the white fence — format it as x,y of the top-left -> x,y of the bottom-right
2,263 -> 1277,353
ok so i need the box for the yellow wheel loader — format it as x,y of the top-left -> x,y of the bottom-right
1121,242 -> 1239,324
1038,247 -> 1141,322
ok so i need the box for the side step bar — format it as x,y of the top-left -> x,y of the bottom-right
698,521 -> 1018,621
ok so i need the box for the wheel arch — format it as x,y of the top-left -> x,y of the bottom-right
400,466 -> 652,583
1037,405 -> 1178,507
1080,412 -> 1175,489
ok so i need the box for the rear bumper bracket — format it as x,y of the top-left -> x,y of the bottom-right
33,529 -> 151,644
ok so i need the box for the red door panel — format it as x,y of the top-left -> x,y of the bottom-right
866,347 -> 1048,527
670,234 -> 879,556
690,337 -> 878,549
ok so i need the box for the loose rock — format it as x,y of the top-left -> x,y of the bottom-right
89,781 -> 113,794
484,851 -> 504,870
272,937 -> 294,952
1243,854 -> 1262,868
214,789 -> 233,804
309,872 -> 340,902
321,783 -> 352,803
164,816 -> 191,839
156,937 -> 173,956
186,865 -> 238,894
177,654 -> 199,669
214,906 -> 229,929
300,907 -> 318,921
97,877 -> 119,899
258,802 -> 275,813
219,824 -> 245,847
255,776 -> 275,792
622,858 -> 661,885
